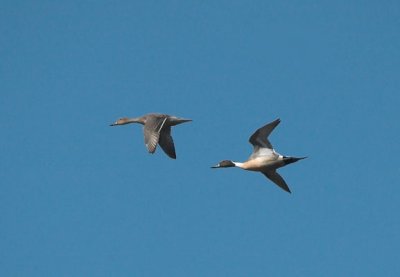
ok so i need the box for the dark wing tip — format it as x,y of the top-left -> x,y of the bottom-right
278,180 -> 291,193
261,171 -> 292,193
272,118 -> 281,127
160,146 -> 176,159
167,152 -> 177,159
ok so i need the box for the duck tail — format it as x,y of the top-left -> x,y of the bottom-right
283,156 -> 307,165
169,117 -> 192,126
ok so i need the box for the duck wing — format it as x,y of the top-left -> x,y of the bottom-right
143,116 -> 168,153
158,126 -> 177,159
261,170 -> 291,193
249,118 -> 280,149
248,118 -> 280,159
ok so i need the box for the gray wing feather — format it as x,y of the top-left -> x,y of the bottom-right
261,170 -> 291,193
249,118 -> 280,149
143,116 -> 168,153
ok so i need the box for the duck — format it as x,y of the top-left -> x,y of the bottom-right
110,113 -> 192,159
211,118 -> 306,193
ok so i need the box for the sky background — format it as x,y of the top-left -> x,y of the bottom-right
1,0 -> 400,276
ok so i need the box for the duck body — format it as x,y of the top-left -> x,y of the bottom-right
110,113 -> 191,159
212,118 -> 306,193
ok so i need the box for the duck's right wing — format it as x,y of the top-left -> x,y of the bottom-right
249,118 -> 280,149
248,119 -> 280,159
143,116 -> 168,153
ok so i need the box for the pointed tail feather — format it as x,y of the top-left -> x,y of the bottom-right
168,117 -> 192,126
283,156 -> 307,165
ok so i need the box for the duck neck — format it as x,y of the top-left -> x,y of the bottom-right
232,162 -> 244,168
126,117 -> 145,125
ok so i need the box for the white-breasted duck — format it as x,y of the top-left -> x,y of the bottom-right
211,118 -> 306,193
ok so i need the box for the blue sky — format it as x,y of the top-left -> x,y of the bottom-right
1,0 -> 399,276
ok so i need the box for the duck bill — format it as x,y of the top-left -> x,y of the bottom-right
211,164 -> 221,168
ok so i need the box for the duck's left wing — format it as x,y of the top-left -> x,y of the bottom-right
158,126 -> 177,159
261,170 -> 291,193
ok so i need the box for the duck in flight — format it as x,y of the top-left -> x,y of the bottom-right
211,118 -> 306,193
110,113 -> 191,159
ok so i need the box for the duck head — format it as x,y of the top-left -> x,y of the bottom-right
211,160 -> 236,168
110,117 -> 130,126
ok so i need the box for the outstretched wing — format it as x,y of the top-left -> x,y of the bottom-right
158,126 -> 177,159
143,116 -> 168,153
249,118 -> 280,149
261,170 -> 291,193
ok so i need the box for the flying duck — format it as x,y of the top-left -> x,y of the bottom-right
211,118 -> 306,193
110,113 -> 191,159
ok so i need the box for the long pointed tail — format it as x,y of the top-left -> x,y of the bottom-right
169,117 -> 192,126
283,156 -> 307,165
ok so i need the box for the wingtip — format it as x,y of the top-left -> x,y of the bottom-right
282,185 -> 291,193
165,150 -> 177,159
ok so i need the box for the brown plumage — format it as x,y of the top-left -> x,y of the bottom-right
110,113 -> 191,159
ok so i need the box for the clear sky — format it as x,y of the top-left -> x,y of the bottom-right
1,1 -> 399,276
